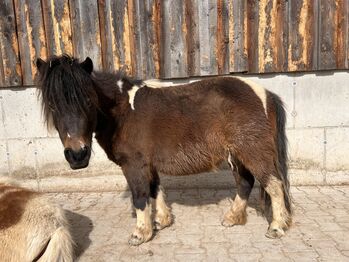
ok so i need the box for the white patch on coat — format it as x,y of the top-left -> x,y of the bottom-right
117,80 -> 124,93
227,151 -> 234,171
128,85 -> 140,110
67,133 -> 71,138
235,76 -> 268,116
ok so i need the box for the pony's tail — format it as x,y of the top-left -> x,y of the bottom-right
39,226 -> 74,262
273,93 -> 292,216
261,93 -> 292,220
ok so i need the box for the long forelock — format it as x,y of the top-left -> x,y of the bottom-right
38,56 -> 97,127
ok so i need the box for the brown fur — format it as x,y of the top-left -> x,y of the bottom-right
36,55 -> 292,245
0,178 -> 74,261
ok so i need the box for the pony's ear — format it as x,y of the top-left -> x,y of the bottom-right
36,58 -> 47,75
80,57 -> 93,74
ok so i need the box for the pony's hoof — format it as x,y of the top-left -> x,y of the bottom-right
154,221 -> 169,231
154,214 -> 173,230
128,234 -> 145,246
221,211 -> 247,227
265,227 -> 285,239
221,219 -> 234,227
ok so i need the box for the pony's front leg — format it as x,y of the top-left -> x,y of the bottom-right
122,165 -> 153,246
149,170 -> 173,230
153,185 -> 173,230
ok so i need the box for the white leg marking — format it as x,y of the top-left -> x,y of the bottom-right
132,203 -> 153,241
117,80 -> 124,93
154,186 -> 172,229
128,85 -> 140,110
232,194 -> 247,213
135,204 -> 151,229
235,76 -> 268,116
264,176 -> 290,229
222,192 -> 248,226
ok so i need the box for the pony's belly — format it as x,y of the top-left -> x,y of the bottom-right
154,145 -> 225,176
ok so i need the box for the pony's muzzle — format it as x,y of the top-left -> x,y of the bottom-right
64,146 -> 91,169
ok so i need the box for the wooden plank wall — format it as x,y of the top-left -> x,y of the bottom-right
0,0 -> 348,87
0,0 -> 21,86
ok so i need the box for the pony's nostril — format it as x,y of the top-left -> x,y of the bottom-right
64,148 -> 73,161
64,147 -> 90,166
79,147 -> 88,160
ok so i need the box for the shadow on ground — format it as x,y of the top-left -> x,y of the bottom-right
65,210 -> 94,259
120,182 -> 266,225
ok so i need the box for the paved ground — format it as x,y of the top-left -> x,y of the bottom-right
47,186 -> 349,261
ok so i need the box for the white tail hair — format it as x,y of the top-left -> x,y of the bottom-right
38,227 -> 74,262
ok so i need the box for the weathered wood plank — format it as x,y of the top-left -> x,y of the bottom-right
97,0 -> 114,71
151,0 -> 161,78
246,0 -> 260,73
69,0 -> 102,70
197,0 -> 210,75
14,0 -> 47,85
139,0 -> 160,79
274,0 -> 288,72
125,0 -> 161,79
0,0 -> 21,87
208,1 -> 218,75
129,0 -> 145,79
216,0 -> 230,75
98,0 -> 131,73
161,0 -> 188,78
318,0 -> 337,70
41,0 -> 73,57
258,0 -> 288,73
229,0 -> 248,72
185,0 -> 201,76
347,0 -> 349,69
0,47 -> 4,87
197,0 -> 216,75
127,0 -> 137,77
335,0 -> 348,69
288,0 -> 317,71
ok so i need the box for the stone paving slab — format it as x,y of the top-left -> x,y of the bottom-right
46,186 -> 349,261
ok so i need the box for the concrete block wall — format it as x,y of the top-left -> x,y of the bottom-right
0,71 -> 348,190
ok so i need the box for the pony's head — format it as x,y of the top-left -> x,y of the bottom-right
36,55 -> 98,169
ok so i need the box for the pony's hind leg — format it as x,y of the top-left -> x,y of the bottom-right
232,144 -> 291,238
122,164 -> 153,246
150,170 -> 173,230
222,157 -> 255,227
264,175 -> 291,238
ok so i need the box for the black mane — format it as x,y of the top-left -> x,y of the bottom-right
37,55 -> 97,127
36,54 -> 142,127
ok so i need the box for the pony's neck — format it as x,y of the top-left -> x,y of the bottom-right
92,72 -> 134,132
92,72 -> 134,161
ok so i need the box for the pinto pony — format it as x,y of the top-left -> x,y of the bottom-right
0,177 -> 74,261
36,55 -> 292,245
